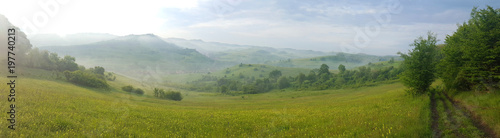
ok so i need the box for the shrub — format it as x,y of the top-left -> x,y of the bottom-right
154,88 -> 183,101
164,91 -> 183,101
122,85 -> 134,92
133,88 -> 144,95
63,70 -> 109,88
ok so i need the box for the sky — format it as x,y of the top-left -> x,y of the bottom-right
1,0 -> 499,55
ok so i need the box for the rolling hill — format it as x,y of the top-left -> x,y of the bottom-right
41,34 -> 231,80
163,37 -> 335,64
267,53 -> 402,69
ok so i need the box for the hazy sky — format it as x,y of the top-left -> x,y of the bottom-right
1,0 -> 499,55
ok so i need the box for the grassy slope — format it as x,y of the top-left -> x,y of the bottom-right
164,64 -> 312,83
357,60 -> 403,70
0,67 -> 430,137
266,54 -> 400,70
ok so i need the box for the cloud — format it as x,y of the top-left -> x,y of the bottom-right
2,0 -> 500,55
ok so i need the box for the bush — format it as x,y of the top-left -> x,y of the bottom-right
63,70 -> 109,88
133,88 -> 145,95
154,88 -> 183,101
122,85 -> 134,92
164,91 -> 183,101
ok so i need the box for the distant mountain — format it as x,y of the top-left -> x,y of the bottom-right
38,32 -> 401,80
163,37 -> 335,64
163,38 -> 250,56
29,33 -> 118,47
41,34 -> 229,80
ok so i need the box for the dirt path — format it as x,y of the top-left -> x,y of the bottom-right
430,91 -> 441,137
442,91 -> 497,138
429,89 -> 497,138
438,95 -> 461,137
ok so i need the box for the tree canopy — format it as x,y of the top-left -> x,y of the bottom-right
398,32 -> 438,95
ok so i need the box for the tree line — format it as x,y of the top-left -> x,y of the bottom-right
184,63 -> 402,94
399,6 -> 499,94
153,88 -> 183,101
21,47 -> 114,89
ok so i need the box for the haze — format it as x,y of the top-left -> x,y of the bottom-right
1,0 -> 499,55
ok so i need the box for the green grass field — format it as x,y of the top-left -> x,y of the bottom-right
0,68 -> 430,137
164,64 -> 311,83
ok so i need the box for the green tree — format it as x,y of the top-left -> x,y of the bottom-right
269,70 -> 282,80
439,6 -> 500,91
297,73 -> 306,85
58,55 -> 79,72
122,85 -> 134,92
220,86 -> 228,94
154,88 -> 159,97
398,32 -> 438,95
133,88 -> 145,95
93,66 -> 105,75
338,64 -> 346,73
319,64 -> 330,76
307,71 -> 317,82
278,76 -> 290,89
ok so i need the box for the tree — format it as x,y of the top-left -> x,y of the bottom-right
269,70 -> 282,80
297,73 -> 306,85
133,88 -> 145,95
58,55 -> 79,72
122,85 -> 134,92
278,76 -> 290,89
307,71 -> 317,82
154,88 -> 159,97
338,64 -> 346,73
319,64 -> 330,76
63,70 -> 109,88
93,66 -> 105,75
220,86 -> 228,94
439,6 -> 500,91
398,32 -> 438,95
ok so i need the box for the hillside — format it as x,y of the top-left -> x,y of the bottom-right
163,38 -> 334,64
0,67 -> 431,137
40,34 -> 231,80
163,63 -> 312,84
29,33 -> 118,47
267,53 -> 401,69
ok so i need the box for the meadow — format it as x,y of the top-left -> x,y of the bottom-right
0,68 -> 430,137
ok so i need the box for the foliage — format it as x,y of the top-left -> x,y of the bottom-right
269,69 -> 282,80
278,76 -> 290,89
338,64 -> 346,73
133,88 -> 145,95
319,64 -> 330,76
186,62 -> 403,94
122,85 -> 134,92
63,70 -> 110,89
22,47 -> 115,88
154,88 -> 183,101
398,32 -> 438,95
439,6 -> 500,91
25,48 -> 79,72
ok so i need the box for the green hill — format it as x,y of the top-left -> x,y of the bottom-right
266,53 -> 401,69
162,63 -> 311,84
40,34 -> 232,80
0,67 -> 432,137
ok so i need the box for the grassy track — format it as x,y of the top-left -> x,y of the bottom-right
430,87 -> 498,137
444,90 -> 500,137
0,69 -> 430,137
